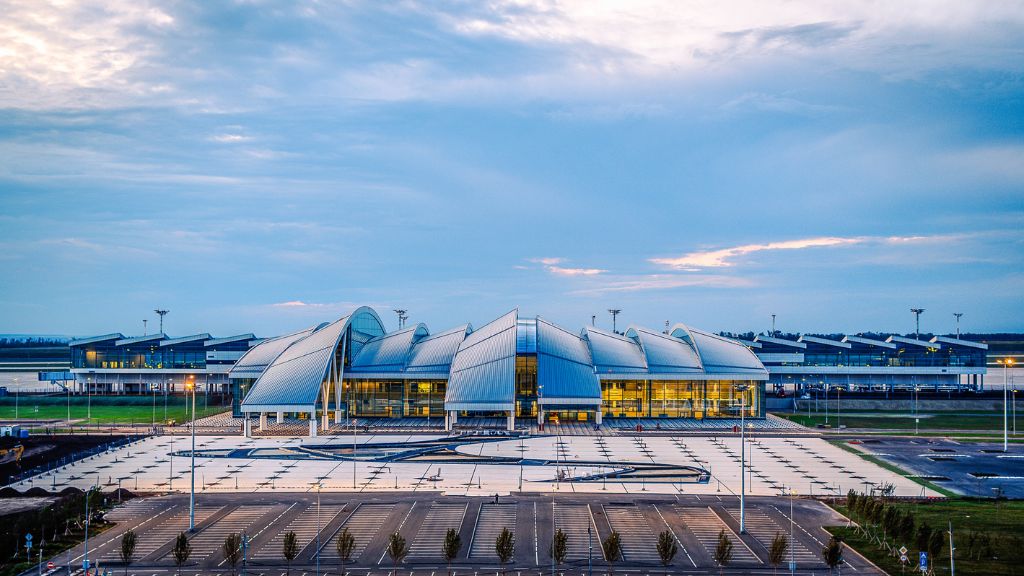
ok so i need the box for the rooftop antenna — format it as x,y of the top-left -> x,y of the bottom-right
910,308 -> 925,340
771,314 -> 776,337
154,309 -> 169,334
608,309 -> 621,334
143,319 -> 148,336
664,320 -> 670,334
591,315 -> 596,327
394,309 -> 408,329
953,312 -> 963,338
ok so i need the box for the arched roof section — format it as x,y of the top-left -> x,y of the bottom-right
625,326 -> 703,374
536,317 -> 601,406
445,310 -> 517,411
229,324 -> 323,380
673,323 -> 768,378
406,324 -> 472,376
581,326 -> 648,375
241,307 -> 385,412
348,324 -> 429,374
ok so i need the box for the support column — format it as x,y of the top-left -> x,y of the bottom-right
259,412 -> 268,431
276,411 -> 284,424
322,408 -> 329,431
243,417 -> 251,437
507,410 -> 514,431
595,409 -> 602,426
444,410 -> 450,432
309,417 -> 318,437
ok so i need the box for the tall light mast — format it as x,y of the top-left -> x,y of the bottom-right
910,308 -> 925,339
953,312 -> 963,338
154,309 -> 169,334
608,309 -> 621,334
394,309 -> 408,329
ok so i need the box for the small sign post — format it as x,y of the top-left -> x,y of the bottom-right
919,551 -> 928,573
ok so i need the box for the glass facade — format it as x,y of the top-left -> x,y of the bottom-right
601,379 -> 762,418
344,378 -> 447,417
515,355 -> 537,417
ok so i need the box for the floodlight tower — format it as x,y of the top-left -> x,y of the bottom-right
591,315 -> 596,327
608,309 -> 621,334
910,308 -> 924,339
154,309 -> 169,334
143,319 -> 148,336
394,309 -> 408,329
954,313 -> 964,338
771,314 -> 777,337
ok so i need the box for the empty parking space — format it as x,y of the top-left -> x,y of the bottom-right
102,497 -> 173,522
408,502 -> 467,560
125,506 -> 223,561
553,503 -> 600,561
321,503 -> 395,561
178,505 -> 276,561
469,503 -> 516,560
724,506 -> 819,565
676,506 -> 760,564
604,505 -> 658,562
254,504 -> 346,559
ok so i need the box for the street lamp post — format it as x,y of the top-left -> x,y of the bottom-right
915,386 -> 920,435
789,489 -> 796,575
836,386 -> 842,431
187,377 -> 197,531
735,383 -> 751,534
315,483 -> 321,576
1004,359 -> 1015,452
353,418 -> 358,489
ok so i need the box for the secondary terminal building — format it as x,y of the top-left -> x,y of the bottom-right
67,332 -> 260,395
234,307 -> 768,434
737,333 -> 988,393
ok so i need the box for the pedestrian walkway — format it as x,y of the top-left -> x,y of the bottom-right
321,503 -> 395,561
604,505 -> 658,562
675,506 -> 760,564
469,503 -> 516,559
408,502 -> 467,559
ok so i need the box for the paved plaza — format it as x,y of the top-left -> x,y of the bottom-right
35,492 -> 881,575
10,433 -> 935,497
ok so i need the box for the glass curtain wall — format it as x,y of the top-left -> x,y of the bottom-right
601,379 -> 763,418
515,355 -> 538,417
404,380 -> 446,417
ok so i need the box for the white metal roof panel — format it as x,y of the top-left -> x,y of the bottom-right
627,326 -> 703,374
69,333 -> 125,346
931,336 -> 987,349
159,333 -> 211,347
582,327 -> 648,374
841,335 -> 898,349
887,335 -> 942,349
798,335 -> 852,349
115,334 -> 166,346
348,325 -> 428,373
229,325 -> 319,379
406,324 -> 471,374
536,317 -> 600,404
445,310 -> 517,410
752,335 -> 806,349
205,333 -> 256,347
687,327 -> 768,375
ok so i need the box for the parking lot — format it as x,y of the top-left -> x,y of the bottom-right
854,437 -> 1024,498
42,492 -> 879,575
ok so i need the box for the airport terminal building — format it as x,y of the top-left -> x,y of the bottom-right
738,333 -> 988,393
232,307 -> 768,434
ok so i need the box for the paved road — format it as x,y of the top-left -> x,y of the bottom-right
31,492 -> 882,575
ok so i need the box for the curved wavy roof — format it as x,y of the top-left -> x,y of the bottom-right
581,326 -> 648,374
348,324 -> 429,374
241,307 -> 385,412
625,326 -> 703,374
445,310 -> 517,411
672,324 -> 767,376
229,324 -> 323,380
406,324 -> 472,375
536,317 -> 600,405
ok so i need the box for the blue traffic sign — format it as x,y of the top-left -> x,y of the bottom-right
25,533 -> 32,541
919,551 -> 928,568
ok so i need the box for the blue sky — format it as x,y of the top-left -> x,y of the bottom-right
1,1 -> 1022,338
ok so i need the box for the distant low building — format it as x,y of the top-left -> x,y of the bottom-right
68,332 -> 260,396
733,333 -> 987,393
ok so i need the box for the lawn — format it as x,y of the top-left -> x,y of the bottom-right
774,411 -> 1015,432
827,499 -> 1024,576
0,395 -> 228,425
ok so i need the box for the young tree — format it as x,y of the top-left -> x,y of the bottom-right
282,530 -> 298,576
336,527 -> 355,575
495,527 -> 515,575
846,490 -> 859,517
442,527 -> 462,576
656,529 -> 678,575
387,532 -> 408,573
119,528 -> 137,576
915,522 -> 933,555
603,531 -> 622,576
713,530 -> 733,576
768,532 -> 788,575
172,531 -> 191,576
927,528 -> 945,564
822,535 -> 843,575
223,532 -> 242,576
550,528 -> 568,567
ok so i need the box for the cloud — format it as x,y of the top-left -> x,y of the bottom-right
651,236 -> 862,269
569,274 -> 753,296
529,257 -> 606,276
209,134 -> 252,143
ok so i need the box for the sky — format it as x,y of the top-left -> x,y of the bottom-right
1,0 -> 1023,339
